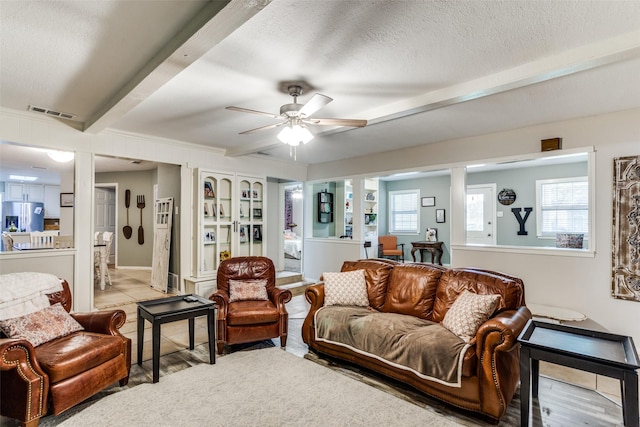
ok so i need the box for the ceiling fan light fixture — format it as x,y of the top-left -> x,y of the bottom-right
277,124 -> 313,146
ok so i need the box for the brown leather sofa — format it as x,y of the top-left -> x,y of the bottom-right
0,280 -> 131,426
302,259 -> 531,422
210,256 -> 292,354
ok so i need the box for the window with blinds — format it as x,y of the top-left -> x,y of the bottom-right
536,177 -> 588,237
389,189 -> 419,233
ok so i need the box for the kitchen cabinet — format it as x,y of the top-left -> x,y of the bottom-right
193,169 -> 266,278
44,185 -> 60,218
6,183 -> 45,202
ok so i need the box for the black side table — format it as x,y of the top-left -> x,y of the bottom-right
518,320 -> 639,427
137,295 -> 216,383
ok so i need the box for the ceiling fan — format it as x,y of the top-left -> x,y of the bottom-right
226,83 -> 367,147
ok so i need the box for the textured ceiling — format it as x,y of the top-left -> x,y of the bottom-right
1,0 -> 639,167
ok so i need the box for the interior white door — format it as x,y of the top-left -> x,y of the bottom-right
466,184 -> 496,245
95,186 -> 116,264
151,197 -> 173,293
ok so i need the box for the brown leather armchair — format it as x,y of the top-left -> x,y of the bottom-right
210,256 -> 292,354
0,280 -> 131,427
378,235 -> 404,262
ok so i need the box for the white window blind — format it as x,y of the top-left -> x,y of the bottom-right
389,190 -> 419,233
536,177 -> 588,237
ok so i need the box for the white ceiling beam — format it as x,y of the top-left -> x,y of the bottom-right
84,0 -> 272,134
225,29 -> 640,157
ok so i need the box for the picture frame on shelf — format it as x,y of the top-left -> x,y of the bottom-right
253,225 -> 262,241
60,193 -> 74,207
239,226 -> 247,243
241,189 -> 249,199
421,196 -> 435,207
219,203 -> 225,217
252,190 -> 259,199
204,202 -> 210,216
204,182 -> 215,198
436,209 -> 446,223
253,208 -> 262,218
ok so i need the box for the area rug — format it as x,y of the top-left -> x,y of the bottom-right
58,348 -> 459,427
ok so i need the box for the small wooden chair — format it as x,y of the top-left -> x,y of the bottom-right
378,235 -> 404,262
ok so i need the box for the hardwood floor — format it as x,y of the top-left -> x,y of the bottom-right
1,268 -> 628,426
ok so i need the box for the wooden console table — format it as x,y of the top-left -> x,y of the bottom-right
410,241 -> 443,265
518,320 -> 639,427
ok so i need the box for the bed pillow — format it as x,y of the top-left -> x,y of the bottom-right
228,279 -> 269,302
323,269 -> 369,307
442,290 -> 500,342
0,303 -> 84,347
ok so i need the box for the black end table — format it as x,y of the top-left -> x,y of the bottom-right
137,294 -> 216,383
518,319 -> 639,427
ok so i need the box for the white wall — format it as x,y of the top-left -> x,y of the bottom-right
307,107 -> 640,346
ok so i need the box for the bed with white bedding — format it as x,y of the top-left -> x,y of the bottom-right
284,231 -> 302,259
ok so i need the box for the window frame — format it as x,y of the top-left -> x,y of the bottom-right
388,189 -> 420,234
535,176 -> 589,239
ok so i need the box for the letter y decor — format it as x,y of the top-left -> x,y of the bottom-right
612,155 -> 640,302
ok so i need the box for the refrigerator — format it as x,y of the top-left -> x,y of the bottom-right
1,201 -> 45,232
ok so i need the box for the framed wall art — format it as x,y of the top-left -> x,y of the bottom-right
60,193 -> 74,207
421,197 -> 435,207
612,155 -> 640,302
436,209 -> 446,223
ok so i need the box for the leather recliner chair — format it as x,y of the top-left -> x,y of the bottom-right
210,256 -> 292,354
0,280 -> 131,426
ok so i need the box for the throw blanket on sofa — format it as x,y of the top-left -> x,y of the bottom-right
314,306 -> 470,387
0,272 -> 63,321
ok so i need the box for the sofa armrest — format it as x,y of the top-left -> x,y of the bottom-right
474,306 -> 532,419
302,283 -> 325,345
475,306 -> 531,355
71,310 -> 126,335
304,283 -> 325,311
0,338 -> 49,423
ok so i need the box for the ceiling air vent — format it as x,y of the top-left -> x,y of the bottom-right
28,105 -> 76,120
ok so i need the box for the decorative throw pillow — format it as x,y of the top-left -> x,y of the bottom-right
228,279 -> 269,302
442,290 -> 500,342
0,303 -> 84,347
323,269 -> 369,307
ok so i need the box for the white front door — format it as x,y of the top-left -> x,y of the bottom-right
466,184 -> 496,245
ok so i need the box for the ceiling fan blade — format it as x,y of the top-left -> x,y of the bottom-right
239,122 -> 287,135
226,106 -> 281,119
299,94 -> 333,117
303,118 -> 367,127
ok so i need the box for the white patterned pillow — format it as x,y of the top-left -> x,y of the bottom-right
442,290 -> 500,342
323,270 -> 369,307
0,303 -> 84,347
228,279 -> 269,302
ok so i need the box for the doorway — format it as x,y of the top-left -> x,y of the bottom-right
466,184 -> 497,245
282,183 -> 303,273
